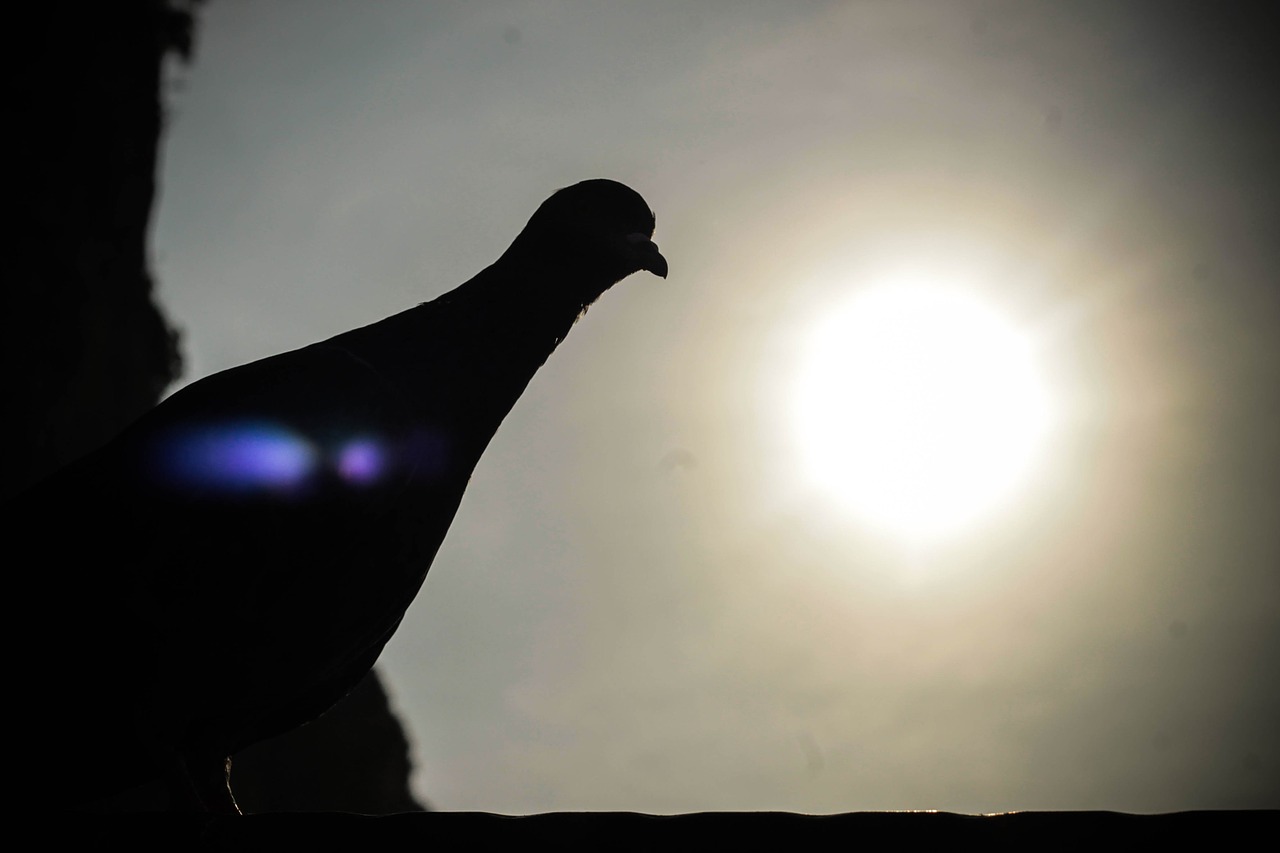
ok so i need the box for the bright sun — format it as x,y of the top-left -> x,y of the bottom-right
793,278 -> 1052,541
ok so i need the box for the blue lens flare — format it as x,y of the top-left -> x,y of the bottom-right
153,422 -> 317,492
336,438 -> 386,485
148,421 -> 450,495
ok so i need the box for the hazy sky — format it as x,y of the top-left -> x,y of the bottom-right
153,0 -> 1278,812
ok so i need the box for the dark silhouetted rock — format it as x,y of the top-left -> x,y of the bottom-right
232,669 -> 427,813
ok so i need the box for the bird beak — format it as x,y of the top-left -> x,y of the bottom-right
625,232 -> 669,279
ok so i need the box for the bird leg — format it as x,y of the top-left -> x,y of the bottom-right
129,688 -> 242,813
164,750 -> 240,814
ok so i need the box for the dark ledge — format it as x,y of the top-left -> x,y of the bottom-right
52,810 -> 1274,850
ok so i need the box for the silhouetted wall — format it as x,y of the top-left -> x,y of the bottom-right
10,0 -> 190,498
12,1 -> 424,813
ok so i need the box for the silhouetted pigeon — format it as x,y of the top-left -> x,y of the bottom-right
14,179 -> 666,812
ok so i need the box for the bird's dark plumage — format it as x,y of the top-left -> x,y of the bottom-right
15,179 -> 666,811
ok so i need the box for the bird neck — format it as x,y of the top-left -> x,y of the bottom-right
326,254 -> 615,431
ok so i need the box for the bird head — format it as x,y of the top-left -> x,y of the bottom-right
513,179 -> 668,286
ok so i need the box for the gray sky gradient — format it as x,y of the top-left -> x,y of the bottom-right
153,0 -> 1279,812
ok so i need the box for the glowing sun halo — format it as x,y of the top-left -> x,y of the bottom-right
793,280 -> 1052,541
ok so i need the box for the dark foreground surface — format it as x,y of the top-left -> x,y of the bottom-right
51,810 -> 1275,850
